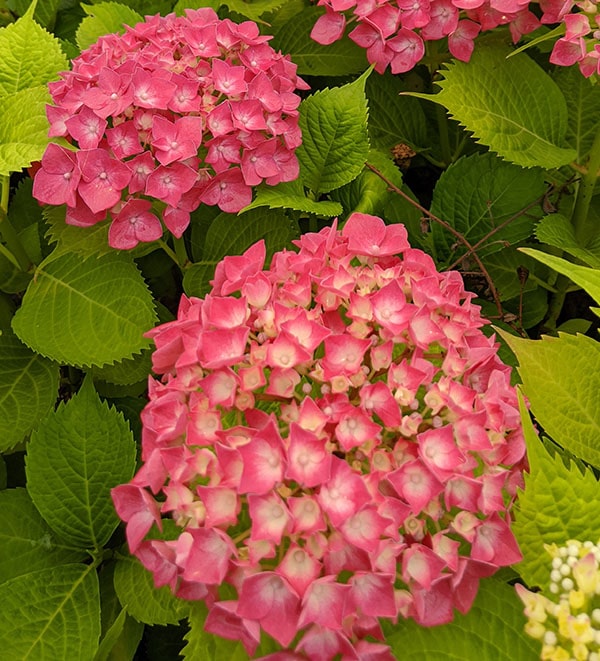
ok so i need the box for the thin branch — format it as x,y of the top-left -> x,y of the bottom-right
364,161 -> 504,318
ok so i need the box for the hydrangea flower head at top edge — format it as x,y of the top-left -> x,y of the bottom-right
32,9 -> 309,249
112,213 -> 527,660
310,0 -> 600,76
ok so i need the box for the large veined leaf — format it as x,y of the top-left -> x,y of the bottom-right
0,488 -> 88,584
535,214 -> 600,268
298,70 -> 371,195
44,206 -> 114,258
183,208 -> 296,298
114,555 -> 190,626
501,330 -> 600,468
0,331 -> 59,451
271,7 -> 368,77
554,66 -> 600,163
76,2 -> 143,51
12,251 -> 158,368
26,377 -> 137,549
0,85 -> 54,175
243,179 -> 343,217
483,248 -> 551,302
408,43 -> 576,169
430,152 -> 545,262
0,564 -> 100,660
0,1 -> 67,98
384,577 -> 538,659
7,0 -> 62,29
366,71 -> 428,151
513,392 -> 600,591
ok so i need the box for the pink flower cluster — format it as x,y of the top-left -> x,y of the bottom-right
310,0 -> 599,76
112,213 -> 526,660
33,9 -> 308,250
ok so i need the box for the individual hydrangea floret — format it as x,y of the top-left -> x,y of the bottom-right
517,538 -> 600,661
33,9 -> 308,249
112,213 -> 527,659
309,0 -> 600,76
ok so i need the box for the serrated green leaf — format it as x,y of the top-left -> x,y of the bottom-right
173,0 -> 221,14
0,331 -> 59,451
0,488 -> 88,584
554,66 -> 600,163
89,0 -> 171,14
501,330 -> 600,468
76,2 -> 143,51
430,152 -> 545,262
12,251 -> 158,368
271,7 -> 368,76
0,5 -> 67,98
366,70 -> 428,151
535,214 -> 600,268
0,564 -> 100,660
384,577 -> 538,659
519,248 -> 600,310
183,208 -> 296,298
298,70 -> 371,195
7,0 -> 62,29
243,179 -> 342,217
181,603 -> 248,661
26,377 -> 137,548
408,44 -> 576,169
44,206 -> 114,258
91,348 -> 152,386
222,0 -> 286,21
513,390 -> 600,590
0,85 -> 54,175
483,247 -> 551,302
114,554 -> 189,626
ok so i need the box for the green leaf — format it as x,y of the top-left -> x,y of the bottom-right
408,43 -> 576,169
26,377 -> 137,548
181,603 -> 248,661
271,7 -> 368,77
366,70 -> 428,151
554,66 -> 600,163
114,554 -> 189,626
91,348 -> 153,386
429,152 -> 545,262
0,4 -> 67,98
12,251 -> 158,368
483,247 -> 551,302
384,577 -> 538,659
7,0 -> 62,28
519,248 -> 600,311
535,214 -> 600,268
0,564 -> 100,660
76,2 -> 143,51
298,70 -> 371,195
0,488 -> 88,584
44,206 -> 114,258
0,331 -> 59,451
173,0 -> 221,14
512,391 -> 600,591
0,85 -> 54,175
501,330 -> 600,468
221,0 -> 286,21
183,208 -> 296,298
243,179 -> 342,217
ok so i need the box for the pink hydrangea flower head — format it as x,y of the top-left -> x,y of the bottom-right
113,213 -> 527,658
34,10 -> 308,249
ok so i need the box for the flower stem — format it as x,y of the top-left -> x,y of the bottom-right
173,235 -> 190,268
572,123 -> 600,246
158,239 -> 181,268
0,175 -> 32,272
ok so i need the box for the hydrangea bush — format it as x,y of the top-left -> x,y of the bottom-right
112,213 -> 526,657
32,8 -> 308,249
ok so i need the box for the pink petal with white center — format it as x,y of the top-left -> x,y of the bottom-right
417,425 -> 465,478
408,308 -> 444,348
370,280 -> 412,333
106,121 -> 143,159
203,294 -> 249,329
77,149 -> 131,213
296,625 -> 357,661
342,213 -> 409,256
276,544 -> 322,597
199,327 -> 249,369
265,367 -> 301,398
340,506 -> 389,553
204,601 -> 261,657
298,576 -> 350,630
145,162 -> 197,207
196,486 -> 240,527
402,543 -> 447,589
444,475 -> 481,512
280,311 -> 331,352
350,572 -> 397,618
212,59 -> 248,96
411,575 -> 455,626
131,67 -> 177,109
386,460 -> 443,514
111,484 -> 162,552
33,144 -> 80,207
317,458 -> 371,526
199,368 -> 239,408
322,335 -> 371,379
478,472 -> 507,515
176,528 -> 236,584
65,107 -> 107,149
431,532 -> 460,572
136,539 -> 178,591
451,510 -> 480,542
248,492 -> 291,543
239,437 -> 285,494
335,409 -> 381,451
324,530 -> 371,574
108,199 -> 162,250
286,423 -> 332,488
288,495 -> 327,534
360,381 -> 401,427
237,573 -> 301,647
296,397 -> 329,435
471,513 -> 522,566
267,334 -> 311,369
